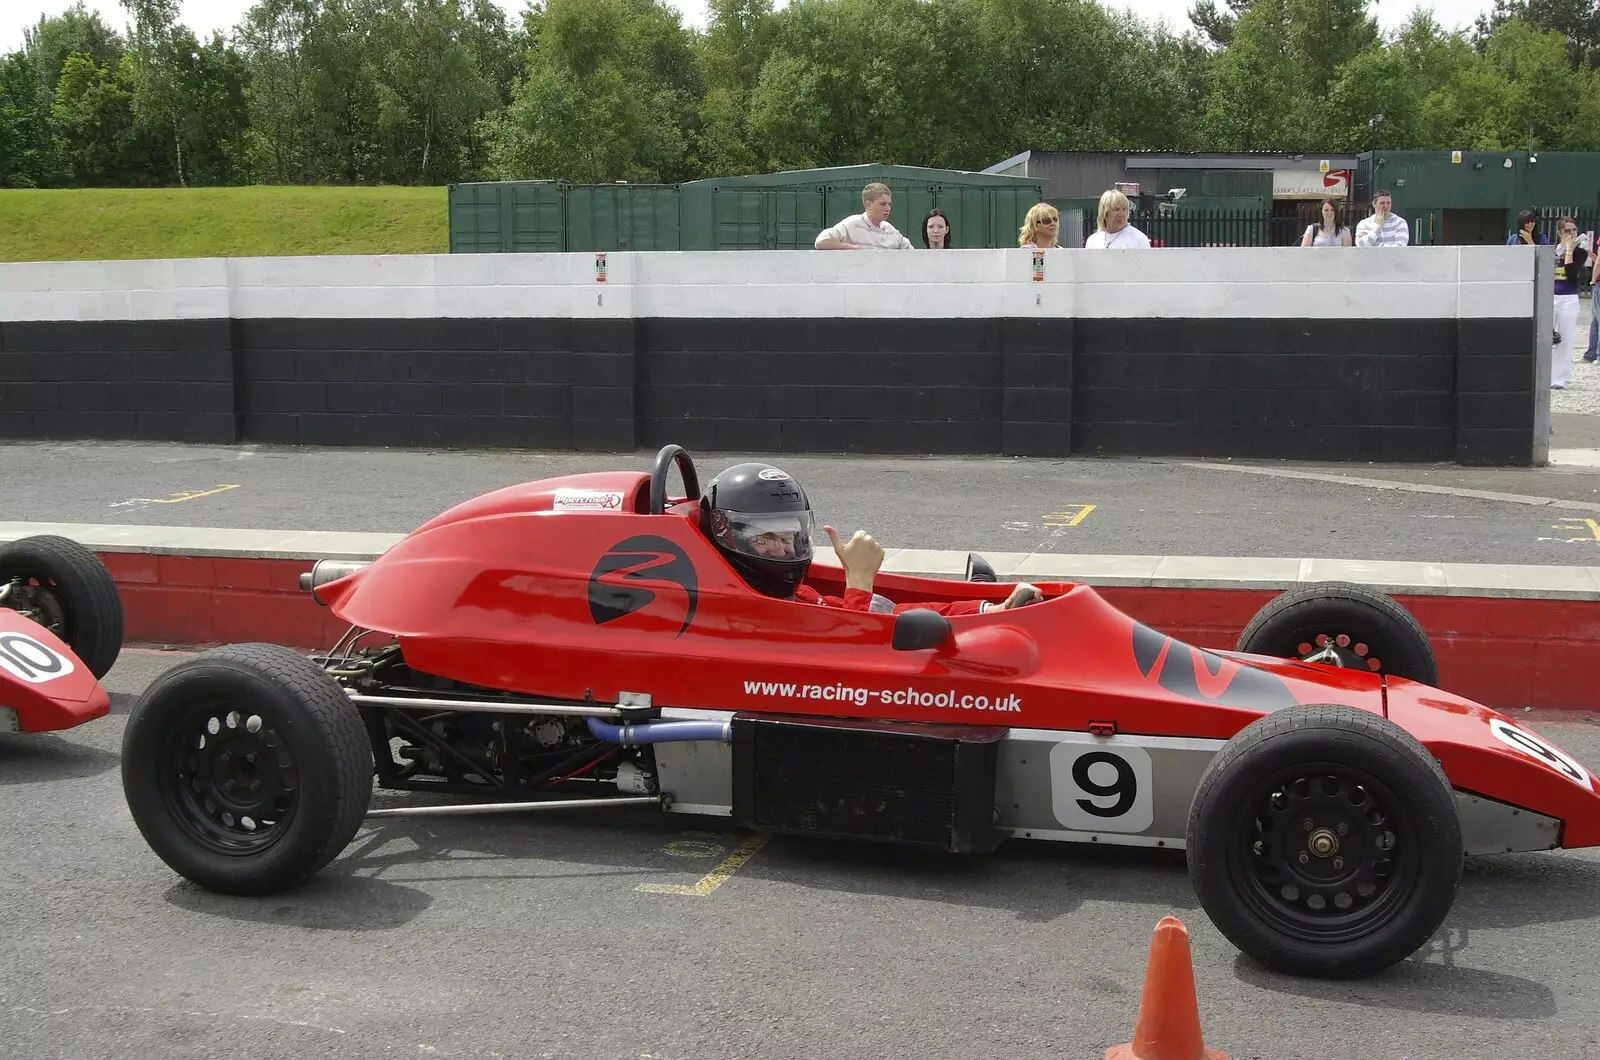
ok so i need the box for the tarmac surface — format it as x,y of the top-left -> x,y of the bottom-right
6,433 -> 1600,565
5,649 -> 1600,1060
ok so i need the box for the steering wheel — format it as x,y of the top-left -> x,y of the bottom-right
649,445 -> 700,515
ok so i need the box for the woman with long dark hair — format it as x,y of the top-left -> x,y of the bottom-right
1300,199 -> 1352,246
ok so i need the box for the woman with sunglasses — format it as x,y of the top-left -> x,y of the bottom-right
1552,216 -> 1589,389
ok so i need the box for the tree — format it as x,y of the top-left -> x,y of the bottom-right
49,51 -> 137,185
482,0 -> 702,183
0,52 -> 47,187
1475,0 -> 1600,68
235,0 -> 316,183
1201,0 -> 1305,149
120,0 -> 190,185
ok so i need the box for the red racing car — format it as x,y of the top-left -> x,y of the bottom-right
115,446 -> 1600,979
0,534 -> 122,735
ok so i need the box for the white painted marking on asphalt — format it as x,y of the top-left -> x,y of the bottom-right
1181,461 -> 1600,514
1551,448 -> 1600,467
7,1004 -> 347,1035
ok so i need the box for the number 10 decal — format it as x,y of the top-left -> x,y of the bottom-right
0,632 -> 74,684
1049,738 -> 1154,833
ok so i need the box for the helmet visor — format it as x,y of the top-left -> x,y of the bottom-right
710,509 -> 814,564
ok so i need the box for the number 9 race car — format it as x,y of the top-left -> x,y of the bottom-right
0,534 -> 123,734
118,445 -> 1600,979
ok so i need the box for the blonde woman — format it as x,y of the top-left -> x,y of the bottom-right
1084,189 -> 1150,249
1019,203 -> 1061,248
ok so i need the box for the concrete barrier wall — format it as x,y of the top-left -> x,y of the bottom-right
0,247 -> 1548,464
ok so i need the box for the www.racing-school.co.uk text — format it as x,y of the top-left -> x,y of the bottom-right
742,679 -> 1022,712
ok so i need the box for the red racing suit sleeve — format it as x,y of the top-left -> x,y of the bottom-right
793,584 -> 985,616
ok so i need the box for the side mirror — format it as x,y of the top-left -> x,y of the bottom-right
893,608 -> 953,651
965,553 -> 997,583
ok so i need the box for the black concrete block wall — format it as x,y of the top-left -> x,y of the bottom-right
234,318 -> 593,449
1000,319 -> 1073,457
1072,318 -> 1458,462
0,320 -> 235,443
0,310 -> 1540,465
1455,317 -> 1536,466
634,319 -> 1005,456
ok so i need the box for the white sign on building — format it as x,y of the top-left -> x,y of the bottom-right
1272,169 -> 1351,199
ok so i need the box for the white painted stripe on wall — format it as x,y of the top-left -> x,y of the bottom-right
0,521 -> 1594,600
0,247 -> 1541,324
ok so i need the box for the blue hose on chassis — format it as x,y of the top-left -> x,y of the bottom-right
585,715 -> 731,747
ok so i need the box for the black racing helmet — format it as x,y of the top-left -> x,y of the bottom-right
699,462 -> 815,598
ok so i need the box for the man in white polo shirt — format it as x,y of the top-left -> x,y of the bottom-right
814,182 -> 914,250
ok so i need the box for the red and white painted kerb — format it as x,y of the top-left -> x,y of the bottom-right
2,521 -> 1596,714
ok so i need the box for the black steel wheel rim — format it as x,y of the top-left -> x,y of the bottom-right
160,702 -> 299,855
1227,761 -> 1418,944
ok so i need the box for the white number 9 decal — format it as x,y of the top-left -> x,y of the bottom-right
1050,739 -> 1154,833
1489,718 -> 1592,789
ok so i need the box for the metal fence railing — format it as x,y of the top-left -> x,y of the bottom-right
1076,210 -> 1306,248
1075,207 -> 1600,261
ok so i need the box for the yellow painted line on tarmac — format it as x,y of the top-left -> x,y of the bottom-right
1547,518 -> 1600,542
1043,503 -> 1096,527
637,834 -> 769,896
109,484 -> 240,509
148,484 -> 242,504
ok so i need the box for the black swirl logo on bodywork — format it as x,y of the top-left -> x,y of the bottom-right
1132,622 -> 1296,710
588,535 -> 699,637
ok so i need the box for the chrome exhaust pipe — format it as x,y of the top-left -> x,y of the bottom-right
343,689 -> 624,719
366,795 -> 661,818
298,559 -> 372,603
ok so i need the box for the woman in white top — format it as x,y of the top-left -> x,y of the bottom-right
1300,199 -> 1353,246
1083,189 -> 1150,249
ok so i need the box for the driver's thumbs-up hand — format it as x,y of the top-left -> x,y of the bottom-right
824,525 -> 884,590
1003,582 -> 1043,609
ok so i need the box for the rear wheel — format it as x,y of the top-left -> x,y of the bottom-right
0,534 -> 123,679
121,643 -> 372,895
1235,582 -> 1437,685
1186,704 -> 1462,978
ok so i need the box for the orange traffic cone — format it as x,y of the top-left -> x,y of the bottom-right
1105,915 -> 1228,1060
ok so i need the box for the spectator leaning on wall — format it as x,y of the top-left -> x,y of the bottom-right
1083,189 -> 1150,249
1355,191 -> 1409,247
815,182 -> 914,250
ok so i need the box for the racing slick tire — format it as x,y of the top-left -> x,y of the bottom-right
1186,704 -> 1462,979
0,534 -> 123,679
121,643 -> 373,896
1234,581 -> 1438,686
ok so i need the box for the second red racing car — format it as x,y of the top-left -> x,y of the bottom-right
0,534 -> 123,735
118,445 -> 1600,979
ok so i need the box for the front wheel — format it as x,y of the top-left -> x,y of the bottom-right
1186,704 -> 1462,978
1235,582 -> 1437,686
121,643 -> 373,895
0,534 -> 123,679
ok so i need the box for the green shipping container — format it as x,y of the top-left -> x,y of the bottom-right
447,181 -> 684,253
449,180 -> 565,253
449,164 -> 1048,252
680,163 -> 1046,250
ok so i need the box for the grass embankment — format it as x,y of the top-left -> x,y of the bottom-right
0,185 -> 449,261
